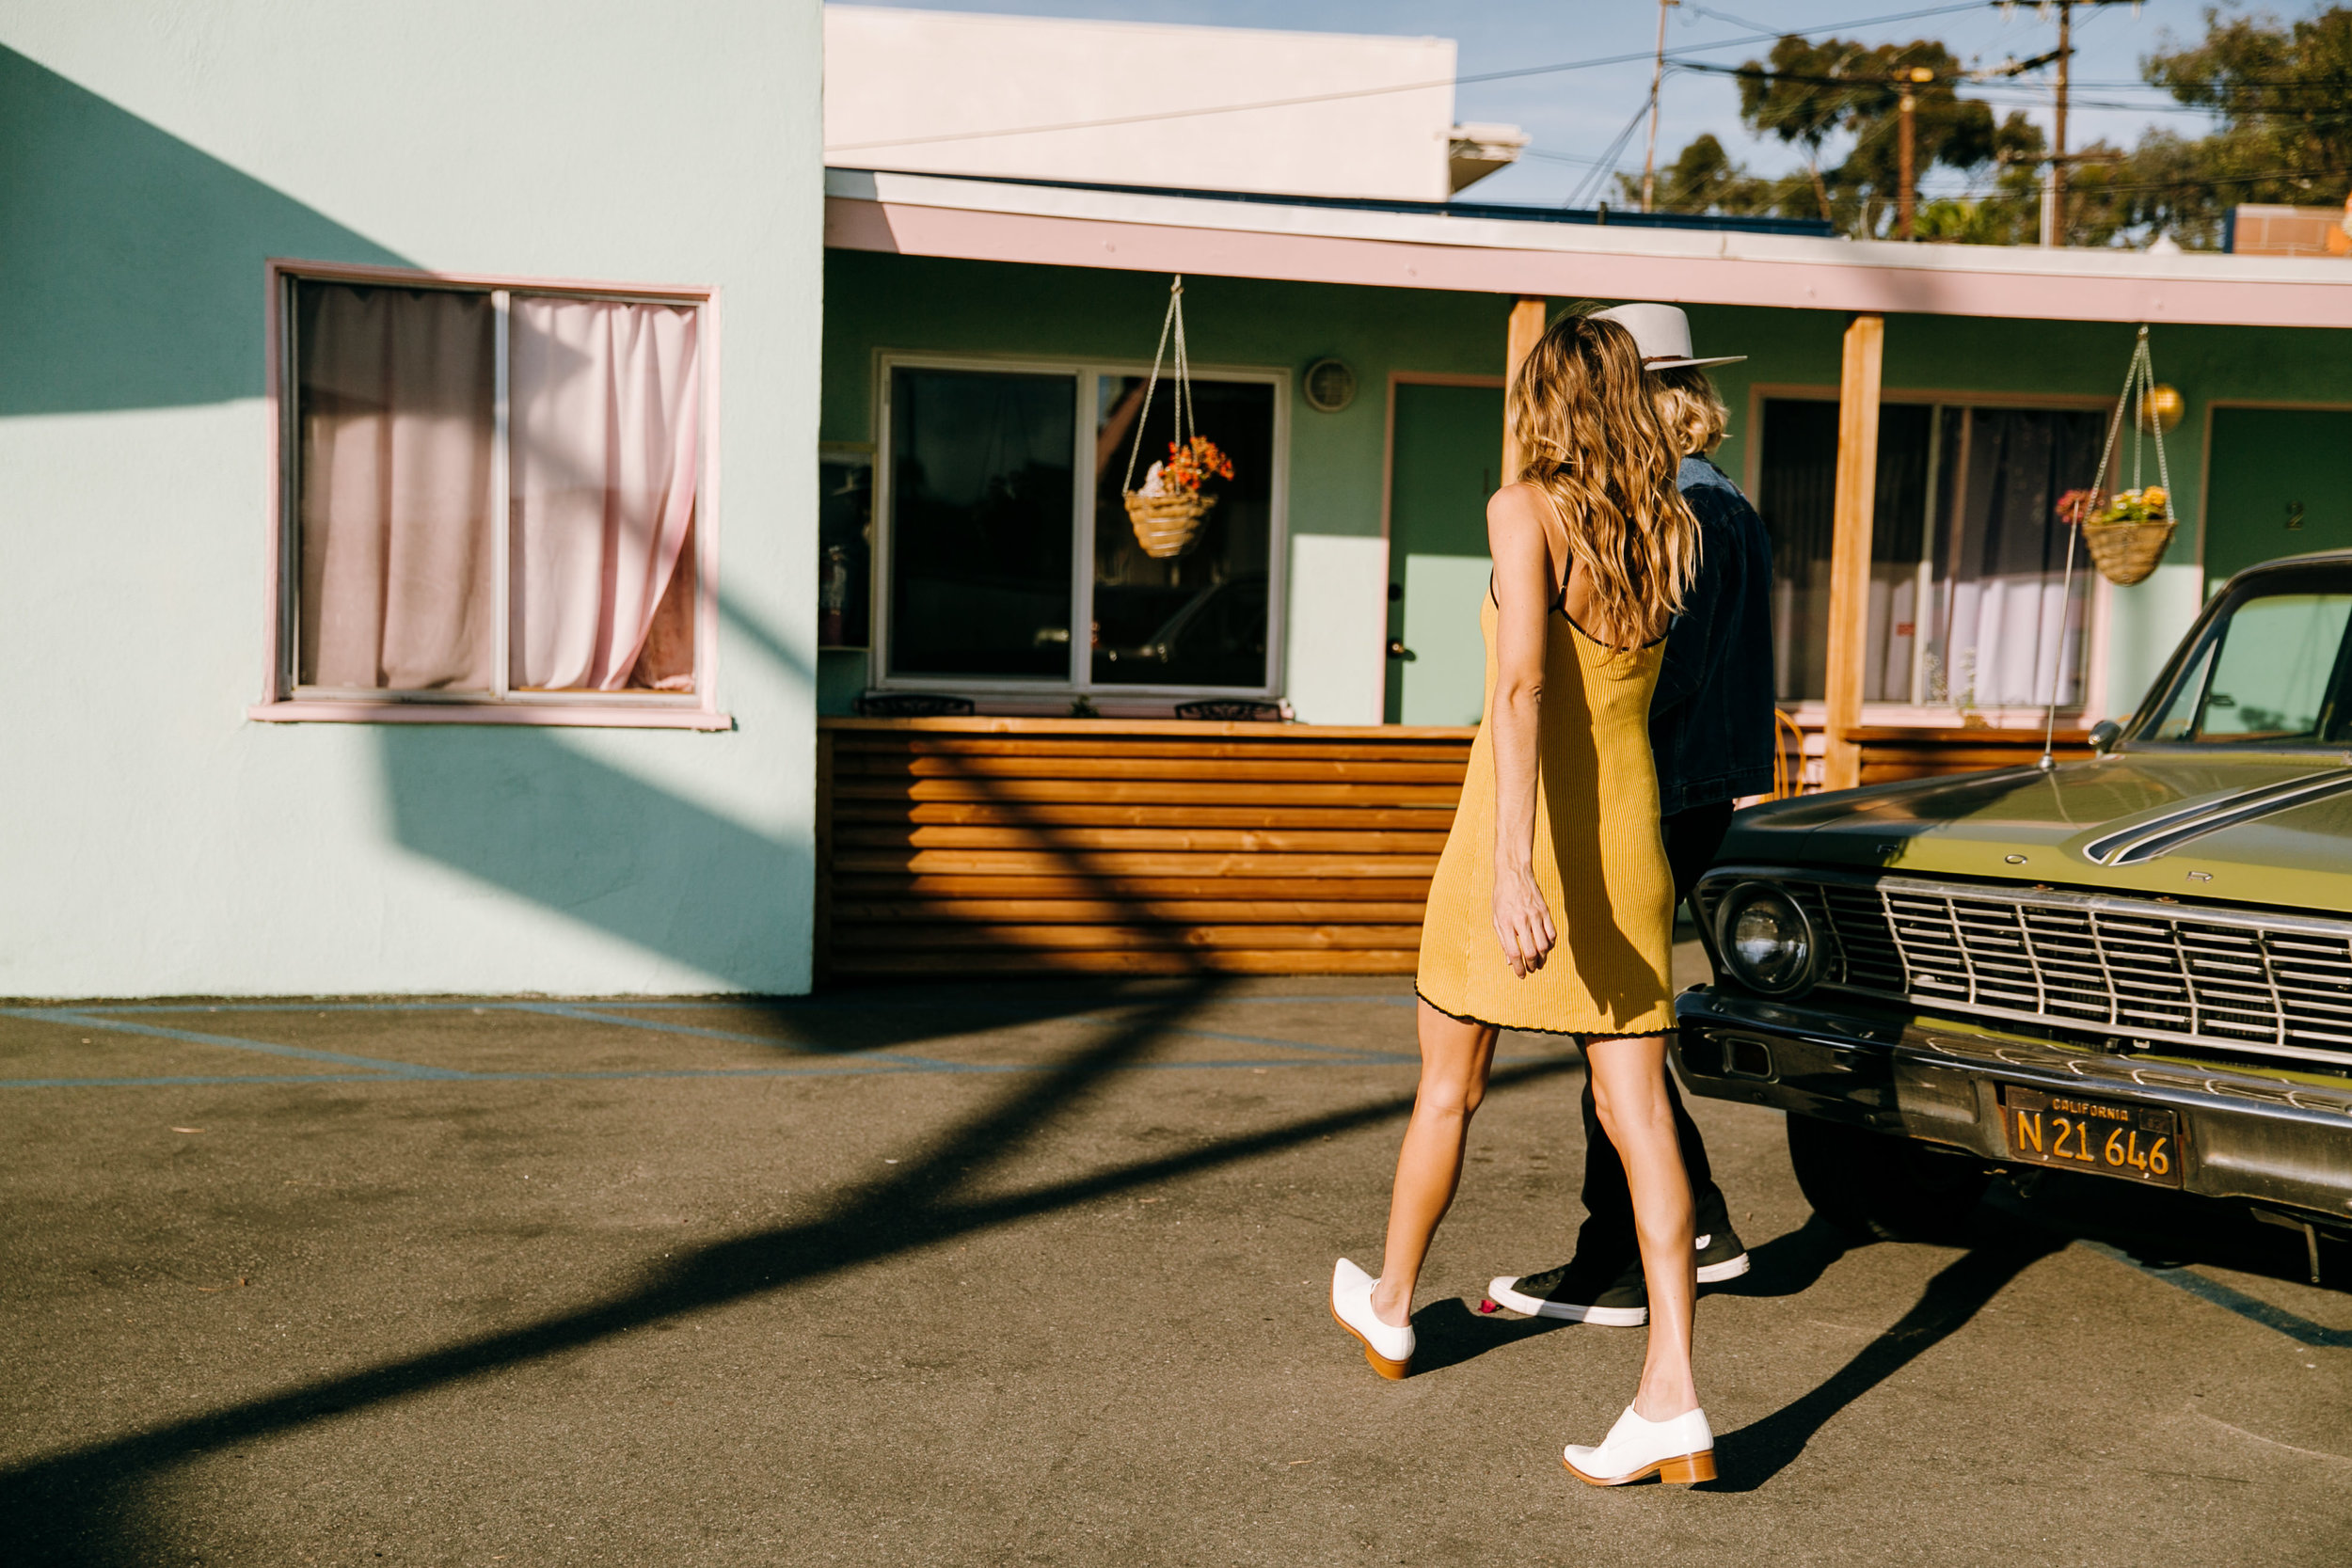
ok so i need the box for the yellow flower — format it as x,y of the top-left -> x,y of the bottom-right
2143,485 -> 2167,506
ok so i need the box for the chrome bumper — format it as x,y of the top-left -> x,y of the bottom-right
1673,986 -> 2352,1226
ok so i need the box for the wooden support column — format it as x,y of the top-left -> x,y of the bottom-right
1501,296 -> 1546,483
1823,314 -> 1885,793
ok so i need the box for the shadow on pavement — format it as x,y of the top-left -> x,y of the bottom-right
0,986 -> 1580,1564
1707,1224 -> 2068,1493
1406,1296 -> 1573,1374
1709,1213 -> 1853,1302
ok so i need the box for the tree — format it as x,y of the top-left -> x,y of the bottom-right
1630,37 -> 2008,237
2121,6 -> 2352,246
1628,8 -> 2352,248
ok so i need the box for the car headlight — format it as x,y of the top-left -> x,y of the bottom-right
1713,881 -> 1817,997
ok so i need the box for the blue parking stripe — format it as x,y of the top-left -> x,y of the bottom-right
18,1010 -> 467,1079
2078,1239 -> 2352,1348
0,1053 -> 1503,1092
512,1002 -> 977,1070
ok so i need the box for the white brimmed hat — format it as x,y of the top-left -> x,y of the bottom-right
1591,303 -> 1745,371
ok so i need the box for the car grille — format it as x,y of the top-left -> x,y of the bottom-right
1702,874 -> 2352,1069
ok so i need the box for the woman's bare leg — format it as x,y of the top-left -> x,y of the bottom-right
1369,1002 -> 1500,1327
1586,1035 -> 1698,1419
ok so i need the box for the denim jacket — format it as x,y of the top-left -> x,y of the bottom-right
1650,456 -> 1778,816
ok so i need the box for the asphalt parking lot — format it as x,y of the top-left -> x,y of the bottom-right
7,951 -> 2352,1566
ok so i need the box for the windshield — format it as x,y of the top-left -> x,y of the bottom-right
2137,572 -> 2352,747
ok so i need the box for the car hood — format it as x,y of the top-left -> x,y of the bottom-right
1718,750 -> 2352,913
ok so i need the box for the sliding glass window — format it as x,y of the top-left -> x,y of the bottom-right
1755,396 -> 2104,713
878,357 -> 1285,696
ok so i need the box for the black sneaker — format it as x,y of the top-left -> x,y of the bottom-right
1695,1224 -> 1750,1284
1487,1255 -> 1648,1326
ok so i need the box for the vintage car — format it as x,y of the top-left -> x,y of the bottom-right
1677,552 -> 2352,1267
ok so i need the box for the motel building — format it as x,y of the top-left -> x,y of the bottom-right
6,6 -> 2350,1001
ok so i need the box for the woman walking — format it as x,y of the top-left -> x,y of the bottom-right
1328,309 -> 1715,1486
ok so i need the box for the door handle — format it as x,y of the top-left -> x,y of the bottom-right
1386,640 -> 1416,661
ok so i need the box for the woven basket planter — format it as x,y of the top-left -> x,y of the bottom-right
2080,514 -> 2175,587
1123,490 -> 1216,560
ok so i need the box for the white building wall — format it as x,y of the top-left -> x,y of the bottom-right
0,1 -> 824,996
824,5 -> 1457,202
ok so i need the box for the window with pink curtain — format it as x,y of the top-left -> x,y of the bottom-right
287,277 -> 704,705
294,284 -> 498,690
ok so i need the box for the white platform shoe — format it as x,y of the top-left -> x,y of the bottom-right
1328,1259 -> 1413,1380
1563,1403 -> 1716,1486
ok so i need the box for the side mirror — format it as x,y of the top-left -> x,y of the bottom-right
2089,719 -> 2122,754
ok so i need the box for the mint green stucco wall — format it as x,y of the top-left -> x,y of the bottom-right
819,250 -> 1516,713
0,7 -> 825,996
821,255 -> 2352,726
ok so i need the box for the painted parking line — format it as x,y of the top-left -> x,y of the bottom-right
0,1006 -> 1441,1090
2078,1239 -> 2352,1348
14,1009 -> 465,1079
0,1053 -> 1506,1091
511,1003 -> 979,1071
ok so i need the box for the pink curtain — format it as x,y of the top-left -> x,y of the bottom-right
296,285 -> 498,689
510,298 -> 701,691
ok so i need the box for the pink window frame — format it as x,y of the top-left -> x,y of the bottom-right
249,258 -> 728,731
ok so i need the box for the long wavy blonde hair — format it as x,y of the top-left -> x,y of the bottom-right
1508,309 -> 1699,649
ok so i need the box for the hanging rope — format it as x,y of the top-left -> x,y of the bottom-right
2084,325 -> 2173,515
2041,325 -> 2173,770
1120,276 -> 1191,496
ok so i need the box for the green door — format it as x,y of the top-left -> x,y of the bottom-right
1387,381 -> 1503,724
2205,407 -> 2352,590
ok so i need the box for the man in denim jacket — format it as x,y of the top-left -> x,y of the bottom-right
1489,304 -> 1778,1325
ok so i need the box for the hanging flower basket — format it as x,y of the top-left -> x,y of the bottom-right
2060,329 -> 2178,589
2061,486 -> 2174,587
1118,276 -> 1236,561
1123,488 -> 1217,560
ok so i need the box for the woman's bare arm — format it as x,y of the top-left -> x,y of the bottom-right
1486,483 -> 1559,978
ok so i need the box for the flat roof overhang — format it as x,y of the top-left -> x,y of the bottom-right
825,168 -> 2352,330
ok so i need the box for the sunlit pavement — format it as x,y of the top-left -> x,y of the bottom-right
5,950 -> 2350,1565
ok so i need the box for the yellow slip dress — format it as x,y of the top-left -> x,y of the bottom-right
1414,588 -> 1676,1037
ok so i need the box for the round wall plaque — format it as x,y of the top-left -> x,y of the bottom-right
1303,357 -> 1357,413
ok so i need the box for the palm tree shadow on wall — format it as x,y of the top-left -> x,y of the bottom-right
0,46 -> 410,415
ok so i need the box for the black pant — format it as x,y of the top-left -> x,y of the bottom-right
1573,801 -> 1736,1265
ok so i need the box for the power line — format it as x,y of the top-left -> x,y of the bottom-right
822,0 -> 1992,154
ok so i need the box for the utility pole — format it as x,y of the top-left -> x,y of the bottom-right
1641,0 -> 1677,213
2041,0 -> 2072,245
1896,65 -> 1933,240
2032,0 -> 2137,247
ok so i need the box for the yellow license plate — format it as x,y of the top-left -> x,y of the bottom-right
1999,1085 -> 2182,1188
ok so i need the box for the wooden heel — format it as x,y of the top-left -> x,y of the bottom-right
1360,1343 -> 1410,1381
1657,1450 -> 1716,1484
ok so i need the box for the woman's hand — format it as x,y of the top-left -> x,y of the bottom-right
1491,861 -> 1557,978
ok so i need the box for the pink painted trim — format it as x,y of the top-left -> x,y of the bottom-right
261,261 -> 288,704
266,257 -> 714,302
696,288 -> 723,721
248,700 -> 734,731
262,261 -> 725,716
827,198 -> 2352,331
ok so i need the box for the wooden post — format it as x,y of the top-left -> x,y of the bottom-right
1823,314 -> 1884,793
1501,296 -> 1547,483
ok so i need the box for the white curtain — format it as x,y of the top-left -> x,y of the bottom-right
1929,409 -> 2103,710
510,298 -> 701,691
296,284 -> 498,690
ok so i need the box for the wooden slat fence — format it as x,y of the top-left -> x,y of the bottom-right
1849,725 -> 2093,786
817,718 -> 1474,978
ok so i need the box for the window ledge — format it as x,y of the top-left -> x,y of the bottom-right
246,700 -> 733,731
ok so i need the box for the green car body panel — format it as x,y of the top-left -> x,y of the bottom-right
1677,552 -> 2352,1230
1718,752 -> 2352,912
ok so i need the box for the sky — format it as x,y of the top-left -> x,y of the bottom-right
839,1 -> 2330,207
